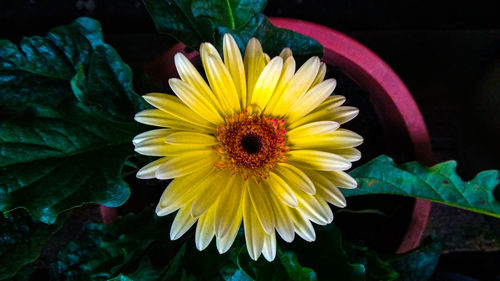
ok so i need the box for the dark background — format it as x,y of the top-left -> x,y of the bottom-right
2,0 -> 499,280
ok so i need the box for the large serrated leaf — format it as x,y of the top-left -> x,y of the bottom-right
344,155 -> 500,218
0,17 -> 148,224
143,0 -> 323,61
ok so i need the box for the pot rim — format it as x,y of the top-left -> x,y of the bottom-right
269,17 -> 433,253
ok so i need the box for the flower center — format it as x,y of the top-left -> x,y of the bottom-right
240,133 -> 263,154
214,110 -> 289,180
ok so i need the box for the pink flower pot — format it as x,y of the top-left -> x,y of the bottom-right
105,17 -> 433,254
270,18 -> 433,253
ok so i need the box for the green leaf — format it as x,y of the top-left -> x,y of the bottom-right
344,155 -> 500,218
51,209 -> 175,281
278,251 -> 317,281
220,14 -> 323,63
107,258 -> 159,281
284,224 -> 367,281
191,0 -> 267,30
143,0 -> 323,61
159,232 -> 317,281
0,209 -> 64,280
344,243 -> 399,281
385,238 -> 441,281
0,17 -> 148,224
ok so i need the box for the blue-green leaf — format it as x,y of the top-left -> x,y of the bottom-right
345,155 -> 500,218
385,238 -> 442,281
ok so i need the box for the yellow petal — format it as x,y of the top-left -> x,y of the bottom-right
330,106 -> 360,124
202,41 -> 223,59
134,109 -> 213,133
248,179 -> 275,234
289,208 -> 316,242
202,53 -> 241,115
174,53 -> 223,114
263,56 -> 296,115
279,47 -> 293,60
296,105 -> 359,127
169,78 -> 223,124
262,232 -> 277,261
311,62 -> 326,87
195,203 -> 216,250
249,56 -> 283,112
170,201 -> 198,240
165,131 -> 217,146
244,38 -> 264,103
326,148 -> 361,162
215,175 -> 244,237
287,120 -> 339,139
288,129 -> 363,150
216,201 -> 242,254
136,157 -> 170,179
306,170 -> 347,207
243,182 -> 265,260
223,33 -> 247,109
296,194 -> 333,225
134,137 -> 186,156
275,163 -> 316,195
287,150 -> 352,171
142,93 -> 214,130
261,53 -> 270,67
155,150 -> 217,179
327,129 -> 364,149
312,95 -> 346,112
266,172 -> 298,208
288,110 -> 337,130
271,56 -> 320,117
191,172 -> 231,217
286,79 -> 337,123
132,132 -> 170,151
134,138 -> 197,157
320,170 -> 358,189
269,194 -> 295,243
132,128 -> 172,145
156,167 -> 215,215
317,184 -> 346,208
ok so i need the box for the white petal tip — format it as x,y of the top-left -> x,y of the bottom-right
263,252 -> 276,262
156,206 -> 175,217
279,232 -> 295,243
216,244 -> 230,254
334,201 -> 347,208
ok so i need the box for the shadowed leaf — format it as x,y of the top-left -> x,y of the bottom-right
0,17 -> 148,224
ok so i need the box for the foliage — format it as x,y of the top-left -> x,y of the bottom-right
345,155 -> 500,218
0,17 -> 148,224
0,210 -> 64,280
50,209 -> 173,281
1,6 -> 499,281
344,243 -> 399,281
385,237 -> 442,281
283,224 -> 366,281
143,0 -> 323,62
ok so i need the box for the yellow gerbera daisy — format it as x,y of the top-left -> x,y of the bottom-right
133,34 -> 362,261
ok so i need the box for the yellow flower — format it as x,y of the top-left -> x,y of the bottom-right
133,34 -> 362,261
